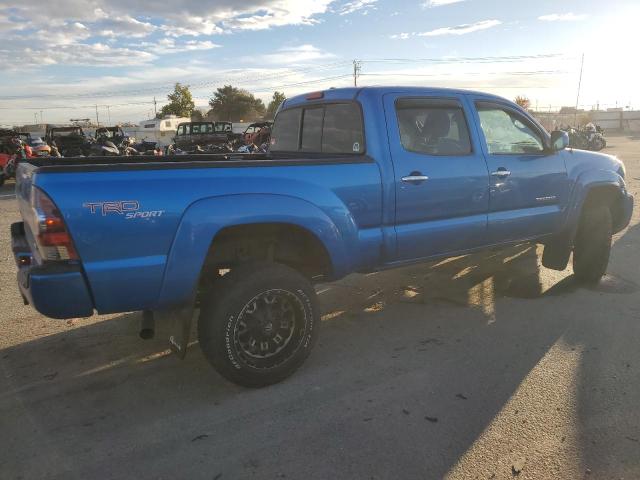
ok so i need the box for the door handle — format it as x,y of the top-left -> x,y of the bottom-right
490,169 -> 511,178
401,174 -> 429,183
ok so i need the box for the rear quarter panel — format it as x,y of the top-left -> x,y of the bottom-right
34,161 -> 382,313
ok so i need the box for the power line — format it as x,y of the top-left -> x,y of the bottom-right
360,70 -> 568,77
0,54 -> 572,102
0,61 -> 353,101
359,53 -> 571,64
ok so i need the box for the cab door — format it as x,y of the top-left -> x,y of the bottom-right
383,94 -> 490,261
470,100 -> 569,243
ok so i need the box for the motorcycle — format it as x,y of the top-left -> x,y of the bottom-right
562,125 -> 606,151
584,123 -> 606,151
87,136 -> 120,156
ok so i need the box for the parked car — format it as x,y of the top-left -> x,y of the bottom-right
28,137 -> 51,157
173,122 -> 231,150
11,86 -> 633,388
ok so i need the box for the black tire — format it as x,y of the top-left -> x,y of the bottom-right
0,174 -> 5,187
198,262 -> 319,387
592,137 -> 605,151
573,206 -> 612,284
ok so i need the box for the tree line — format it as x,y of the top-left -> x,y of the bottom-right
159,85 -> 539,122
158,83 -> 286,122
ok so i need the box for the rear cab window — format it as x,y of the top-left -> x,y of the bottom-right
270,102 -> 364,154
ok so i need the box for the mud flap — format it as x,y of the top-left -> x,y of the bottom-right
167,304 -> 196,359
542,238 -> 571,271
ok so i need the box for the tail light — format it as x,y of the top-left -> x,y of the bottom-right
31,187 -> 78,262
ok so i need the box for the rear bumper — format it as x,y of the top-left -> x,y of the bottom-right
11,222 -> 94,319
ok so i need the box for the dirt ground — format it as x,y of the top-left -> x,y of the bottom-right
1,137 -> 640,480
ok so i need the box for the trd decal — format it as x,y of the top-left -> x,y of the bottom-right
83,201 -> 165,219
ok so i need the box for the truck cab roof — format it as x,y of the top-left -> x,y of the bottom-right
282,86 -> 510,109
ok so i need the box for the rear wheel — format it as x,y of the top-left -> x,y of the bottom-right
573,206 -> 612,284
592,137 -> 605,151
198,262 -> 319,387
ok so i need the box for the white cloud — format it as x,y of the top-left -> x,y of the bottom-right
3,43 -> 156,68
338,0 -> 378,15
418,19 -> 502,36
160,18 -> 225,37
422,0 -> 465,7
538,13 -> 587,22
98,15 -> 157,38
1,1 -> 339,40
0,1 -> 344,71
390,32 -> 410,40
34,21 -> 90,45
144,38 -> 221,54
253,44 -> 335,64
223,0 -> 334,31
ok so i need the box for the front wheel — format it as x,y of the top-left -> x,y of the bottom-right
573,206 -> 612,284
198,262 -> 319,387
0,174 -> 4,187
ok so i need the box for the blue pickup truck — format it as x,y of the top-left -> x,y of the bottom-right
11,87 -> 633,387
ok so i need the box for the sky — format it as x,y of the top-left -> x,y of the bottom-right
0,0 -> 638,125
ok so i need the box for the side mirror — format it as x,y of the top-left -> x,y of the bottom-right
550,130 -> 569,151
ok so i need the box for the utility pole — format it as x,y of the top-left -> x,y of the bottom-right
353,60 -> 361,87
574,53 -> 584,126
106,105 -> 111,125
95,104 -> 100,126
40,110 -> 43,124
153,97 -> 158,117
34,112 -> 38,124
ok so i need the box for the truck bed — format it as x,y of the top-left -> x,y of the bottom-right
17,151 -> 382,315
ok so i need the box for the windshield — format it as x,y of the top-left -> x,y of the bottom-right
52,128 -> 82,136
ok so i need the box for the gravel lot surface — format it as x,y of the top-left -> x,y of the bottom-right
2,136 -> 640,479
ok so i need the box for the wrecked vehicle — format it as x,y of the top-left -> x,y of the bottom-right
242,122 -> 272,145
11,87 -> 633,388
174,122 -> 232,150
45,126 -> 89,157
95,126 -> 127,145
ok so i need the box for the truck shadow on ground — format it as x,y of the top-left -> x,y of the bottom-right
1,232 -> 638,479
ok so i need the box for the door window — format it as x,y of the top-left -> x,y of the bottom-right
176,125 -> 185,136
476,103 -> 545,154
395,98 -> 472,156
